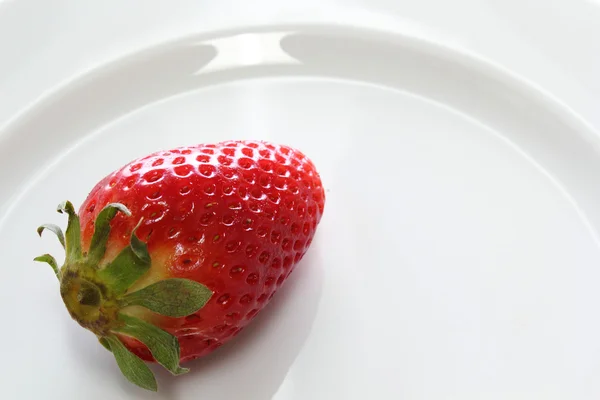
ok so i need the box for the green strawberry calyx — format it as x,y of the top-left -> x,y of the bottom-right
35,201 -> 213,392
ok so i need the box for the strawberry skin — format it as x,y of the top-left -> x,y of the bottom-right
76,140 -> 325,363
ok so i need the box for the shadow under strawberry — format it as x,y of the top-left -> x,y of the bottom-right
153,244 -> 324,400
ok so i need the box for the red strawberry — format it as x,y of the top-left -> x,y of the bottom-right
35,140 -> 325,391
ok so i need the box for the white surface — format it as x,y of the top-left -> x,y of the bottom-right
1,0 -> 599,131
2,3 -> 600,400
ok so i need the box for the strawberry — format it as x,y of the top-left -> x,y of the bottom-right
35,140 -> 325,391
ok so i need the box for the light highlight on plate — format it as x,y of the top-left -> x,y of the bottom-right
196,32 -> 301,74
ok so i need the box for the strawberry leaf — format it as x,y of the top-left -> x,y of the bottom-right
127,220 -> 151,263
105,334 -> 157,392
114,313 -> 189,375
97,219 -> 150,296
33,254 -> 60,280
36,224 -> 65,249
99,337 -> 112,352
57,201 -> 82,261
87,203 -> 131,265
119,278 -> 213,318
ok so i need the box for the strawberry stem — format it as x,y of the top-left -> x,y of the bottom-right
59,272 -> 119,336
36,200 -> 214,392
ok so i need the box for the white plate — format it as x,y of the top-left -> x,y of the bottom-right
2,25 -> 600,399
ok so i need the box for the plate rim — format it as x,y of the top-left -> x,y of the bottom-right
1,22 -> 598,144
